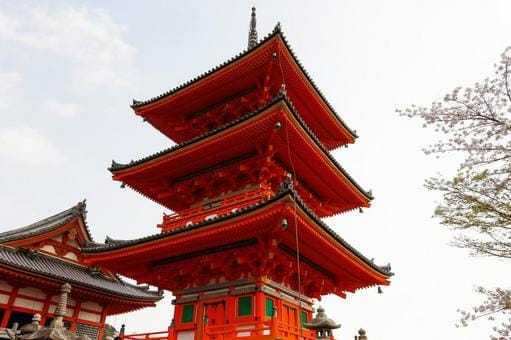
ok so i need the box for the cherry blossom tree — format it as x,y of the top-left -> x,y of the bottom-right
399,47 -> 511,339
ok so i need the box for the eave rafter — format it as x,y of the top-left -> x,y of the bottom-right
131,28 -> 356,150
111,98 -> 371,217
138,239 -> 343,299
83,192 -> 391,299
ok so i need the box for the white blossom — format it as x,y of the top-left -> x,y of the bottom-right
399,46 -> 511,339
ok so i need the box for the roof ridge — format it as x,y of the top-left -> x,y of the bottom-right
280,95 -> 373,200
274,27 -> 357,139
105,236 -> 128,245
0,201 -> 91,243
129,24 -> 357,140
130,28 -> 281,110
286,184 -> 391,276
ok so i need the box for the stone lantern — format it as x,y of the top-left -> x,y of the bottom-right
304,306 -> 341,340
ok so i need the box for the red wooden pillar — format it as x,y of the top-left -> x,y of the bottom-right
97,303 -> 107,340
225,291 -> 235,323
40,290 -> 53,327
70,301 -> 81,332
271,312 -> 279,338
167,322 -> 176,340
1,286 -> 19,328
255,286 -> 265,335
173,303 -> 182,327
195,300 -> 205,340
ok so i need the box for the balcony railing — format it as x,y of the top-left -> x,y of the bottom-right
119,318 -> 315,340
158,187 -> 272,232
121,329 -> 171,340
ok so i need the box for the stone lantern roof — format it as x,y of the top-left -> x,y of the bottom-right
304,306 -> 341,330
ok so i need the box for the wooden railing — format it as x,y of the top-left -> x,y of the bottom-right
203,319 -> 314,339
277,322 -> 315,340
121,327 -> 173,340
158,187 -> 272,232
203,319 -> 272,339
120,319 -> 315,340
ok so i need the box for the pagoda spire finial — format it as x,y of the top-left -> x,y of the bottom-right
247,6 -> 258,49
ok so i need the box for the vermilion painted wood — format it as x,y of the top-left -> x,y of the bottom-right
84,194 -> 389,296
133,34 -> 355,150
97,24 -> 390,340
0,271 -> 156,315
113,100 -> 370,217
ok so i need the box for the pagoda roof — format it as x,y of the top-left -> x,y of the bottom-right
130,25 -> 356,150
0,201 -> 93,244
110,95 -> 372,215
0,245 -> 161,302
82,186 -> 392,282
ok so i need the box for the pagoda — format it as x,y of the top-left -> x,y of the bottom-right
83,8 -> 392,340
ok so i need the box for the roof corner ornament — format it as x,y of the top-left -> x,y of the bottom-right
273,22 -> 281,33
247,6 -> 258,50
279,83 -> 287,96
277,173 -> 294,194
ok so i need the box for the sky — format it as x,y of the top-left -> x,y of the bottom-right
0,0 -> 510,339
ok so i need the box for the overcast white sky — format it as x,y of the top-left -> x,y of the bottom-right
1,1 -> 511,339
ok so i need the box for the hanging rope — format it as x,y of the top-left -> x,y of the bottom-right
285,119 -> 304,338
279,49 -> 304,338
278,50 -> 286,90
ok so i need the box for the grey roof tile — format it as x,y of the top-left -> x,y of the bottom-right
130,25 -> 357,139
111,95 -> 373,201
83,186 -> 391,277
0,201 -> 93,243
0,246 -> 161,301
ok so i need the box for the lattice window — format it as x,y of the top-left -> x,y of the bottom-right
76,323 -> 99,340
301,311 -> 307,326
265,297 -> 274,317
181,304 -> 194,323
237,296 -> 252,316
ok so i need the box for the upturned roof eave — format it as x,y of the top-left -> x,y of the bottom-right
0,245 -> 162,302
0,201 -> 94,244
110,95 -> 285,174
130,25 -> 357,142
111,95 -> 373,203
82,189 -> 391,279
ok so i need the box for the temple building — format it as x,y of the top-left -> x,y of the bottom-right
81,8 -> 392,340
0,201 -> 162,340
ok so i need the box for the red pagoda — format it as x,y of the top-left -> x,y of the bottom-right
83,8 -> 392,340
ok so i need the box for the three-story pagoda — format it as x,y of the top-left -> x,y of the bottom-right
83,9 -> 392,340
